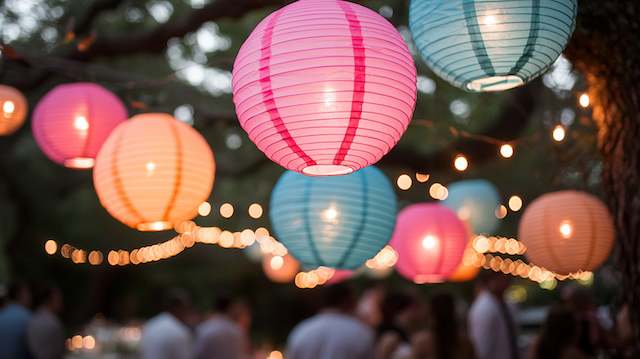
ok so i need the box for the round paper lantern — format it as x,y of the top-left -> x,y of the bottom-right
263,254 -> 300,283
519,191 -> 615,275
0,85 -> 28,135
443,179 -> 500,234
233,0 -> 417,175
32,83 -> 127,168
269,166 -> 396,269
409,0 -> 578,92
93,113 -> 215,231
448,244 -> 481,282
390,204 -> 468,283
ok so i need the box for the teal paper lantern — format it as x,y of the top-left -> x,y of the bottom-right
269,167 -> 397,270
409,0 -> 578,92
442,179 -> 500,234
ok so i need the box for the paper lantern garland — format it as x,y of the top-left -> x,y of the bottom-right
233,0 -> 417,175
93,113 -> 215,231
0,85 -> 28,136
519,190 -> 615,275
409,0 -> 578,92
390,203 -> 468,283
442,179 -> 500,234
269,166 -> 397,269
32,83 -> 127,168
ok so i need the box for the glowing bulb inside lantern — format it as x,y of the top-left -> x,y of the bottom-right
270,255 -> 284,270
579,93 -> 590,108
500,144 -> 514,158
422,234 -> 438,250
483,14 -> 498,26
454,155 -> 468,171
3,100 -> 15,114
559,220 -> 573,239
74,115 -> 89,131
323,87 -> 336,108
323,206 -> 338,221
145,161 -> 156,176
553,125 -> 566,142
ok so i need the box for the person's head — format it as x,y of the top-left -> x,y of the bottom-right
536,304 -> 579,359
32,283 -> 63,313
163,288 -> 191,322
428,293 -> 459,359
381,292 -> 417,328
476,270 -> 511,297
322,283 -> 356,312
7,281 -> 31,307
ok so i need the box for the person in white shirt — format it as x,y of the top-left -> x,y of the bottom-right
469,270 -> 519,359
27,284 -> 65,359
140,289 -> 194,359
287,284 -> 375,359
194,294 -> 250,359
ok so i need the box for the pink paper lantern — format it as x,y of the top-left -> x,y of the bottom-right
390,203 -> 468,284
32,83 -> 127,169
232,0 -> 417,176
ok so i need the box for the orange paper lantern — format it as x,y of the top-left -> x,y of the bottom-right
93,113 -> 215,231
263,254 -> 299,283
519,191 -> 615,275
0,85 -> 28,135
448,245 -> 480,282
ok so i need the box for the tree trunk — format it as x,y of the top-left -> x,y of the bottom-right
566,1 -> 640,352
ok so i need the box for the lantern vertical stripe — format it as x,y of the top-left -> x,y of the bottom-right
110,128 -> 146,224
336,171 -> 368,267
303,179 -> 324,266
162,120 -> 183,221
333,1 -> 366,166
461,0 -> 496,77
509,0 -> 540,75
259,9 -> 316,168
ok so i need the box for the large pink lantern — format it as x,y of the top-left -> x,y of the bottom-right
32,83 -> 127,169
232,0 -> 417,176
390,204 -> 468,284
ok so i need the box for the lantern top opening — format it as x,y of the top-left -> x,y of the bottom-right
137,221 -> 174,232
465,75 -> 524,92
302,164 -> 354,176
64,157 -> 95,169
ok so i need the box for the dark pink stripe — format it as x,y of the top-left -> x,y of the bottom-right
334,1 -> 366,165
260,10 -> 316,167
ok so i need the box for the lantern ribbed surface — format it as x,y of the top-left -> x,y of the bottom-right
409,0 -> 578,92
93,113 -> 215,231
519,191 -> 615,275
443,179 -> 500,234
263,254 -> 300,283
32,83 -> 127,168
269,166 -> 397,269
233,0 -> 417,175
390,203 -> 468,283
0,85 -> 28,136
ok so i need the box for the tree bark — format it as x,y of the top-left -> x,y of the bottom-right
566,1 -> 640,352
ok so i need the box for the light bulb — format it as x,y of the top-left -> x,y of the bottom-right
552,125 -> 566,142
559,220 -> 573,239
422,234 -> 438,250
500,144 -> 514,158
73,115 -> 89,131
454,155 -> 468,171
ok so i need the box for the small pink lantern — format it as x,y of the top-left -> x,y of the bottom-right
390,203 -> 468,284
32,83 -> 127,169
232,0 -> 417,176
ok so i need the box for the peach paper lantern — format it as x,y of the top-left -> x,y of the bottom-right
390,203 -> 468,284
232,0 -> 417,176
448,245 -> 481,282
32,83 -> 127,168
263,254 -> 300,283
93,113 -> 215,231
519,190 -> 615,275
0,85 -> 28,135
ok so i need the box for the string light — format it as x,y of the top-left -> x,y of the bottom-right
579,93 -> 590,108
219,203 -> 234,218
508,195 -> 523,211
552,125 -> 566,142
415,172 -> 430,183
429,183 -> 448,200
453,154 -> 468,171
396,174 -> 412,190
198,202 -> 212,216
45,240 -> 57,255
495,205 -> 508,219
500,144 -> 514,158
248,203 -> 263,219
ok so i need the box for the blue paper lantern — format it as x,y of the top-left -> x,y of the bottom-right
442,179 -> 500,234
409,0 -> 578,92
269,167 -> 397,270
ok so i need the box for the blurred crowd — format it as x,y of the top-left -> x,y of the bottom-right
0,271 -> 636,359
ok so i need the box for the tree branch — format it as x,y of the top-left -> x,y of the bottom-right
72,0 -> 127,36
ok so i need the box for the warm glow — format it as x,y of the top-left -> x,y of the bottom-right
198,202 -> 212,216
416,172 -> 430,183
552,125 -> 566,142
267,350 -> 284,359
88,251 -> 103,265
145,161 -> 156,175
473,236 -> 490,253
495,204 -> 508,219
429,183 -> 448,200
248,203 -> 263,219
500,144 -> 514,158
73,115 -> 89,131
454,155 -> 468,171
483,14 -> 498,26
220,203 -> 234,218
44,240 -> 57,255
3,100 -> 15,114
83,335 -> 96,350
422,234 -> 439,250
323,206 -> 338,221
457,206 -> 471,221
397,174 -> 412,190
508,196 -> 523,212
579,93 -> 590,108
219,231 -> 234,248
559,220 -> 573,239
138,221 -> 172,232
270,255 -> 284,270
71,335 -> 83,350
